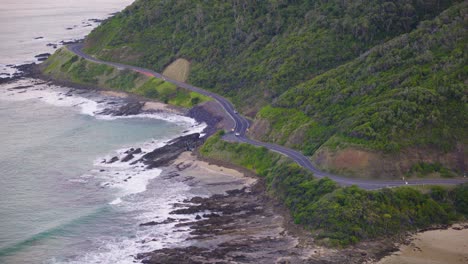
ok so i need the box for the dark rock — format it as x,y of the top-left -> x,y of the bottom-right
121,154 -> 134,162
7,85 -> 33,90
195,215 -> 201,220
125,148 -> 135,154
133,148 -> 142,154
140,218 -> 176,226
186,197 -> 204,204
130,160 -> 140,165
99,101 -> 145,116
140,221 -> 158,226
60,39 -> 82,45
202,213 -> 220,218
46,43 -> 58,49
107,156 -> 119,163
88,18 -> 104,23
187,105 -> 222,136
34,53 -> 51,58
12,63 -> 37,79
137,247 -> 205,264
162,172 -> 180,180
176,162 -> 191,171
34,36 -> 44,39
125,147 -> 142,155
138,133 -> 203,169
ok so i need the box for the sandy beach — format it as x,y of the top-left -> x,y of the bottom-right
377,224 -> 468,264
99,90 -> 184,114
142,101 -> 182,114
172,151 -> 256,192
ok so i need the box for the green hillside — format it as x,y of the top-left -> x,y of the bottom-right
84,0 -> 458,111
74,0 -> 467,178
257,2 -> 467,155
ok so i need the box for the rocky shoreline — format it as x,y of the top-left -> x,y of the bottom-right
132,176 -> 399,264
0,57 -> 424,264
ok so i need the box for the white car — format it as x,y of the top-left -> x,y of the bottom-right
235,132 -> 240,136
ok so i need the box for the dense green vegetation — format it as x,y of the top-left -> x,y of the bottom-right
42,48 -> 210,108
266,2 -> 467,153
82,0 -> 467,176
85,0 -> 459,109
407,162 -> 455,178
266,3 -> 468,154
201,132 -> 468,246
42,0 -> 468,247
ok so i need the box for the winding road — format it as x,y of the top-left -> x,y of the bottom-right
68,44 -> 467,190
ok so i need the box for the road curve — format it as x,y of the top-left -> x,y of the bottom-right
68,44 -> 467,190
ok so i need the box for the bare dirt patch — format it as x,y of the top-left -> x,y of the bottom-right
248,118 -> 271,140
162,58 -> 190,82
313,145 -> 465,179
333,149 -> 371,171
99,90 -> 128,98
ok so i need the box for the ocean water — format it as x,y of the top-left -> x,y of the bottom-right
0,1 -> 206,263
0,0 -> 133,76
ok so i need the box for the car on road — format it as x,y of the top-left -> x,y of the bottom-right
235,132 -> 240,136
234,110 -> 238,114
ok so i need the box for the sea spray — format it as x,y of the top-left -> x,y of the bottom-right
0,79 -> 207,263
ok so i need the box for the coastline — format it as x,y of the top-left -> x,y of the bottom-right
1,49 -> 465,264
0,72 -> 330,263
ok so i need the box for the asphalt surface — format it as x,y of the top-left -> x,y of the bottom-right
68,44 -> 467,190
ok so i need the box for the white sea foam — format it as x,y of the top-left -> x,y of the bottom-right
1,78 -> 208,264
53,169 -> 199,264
0,79 -> 101,116
109,197 -> 122,205
0,79 -> 207,134
0,63 -> 19,78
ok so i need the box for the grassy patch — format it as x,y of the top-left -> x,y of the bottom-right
134,77 -> 210,107
407,162 -> 455,178
41,48 -> 208,108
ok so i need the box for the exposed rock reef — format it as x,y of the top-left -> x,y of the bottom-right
138,133 -> 204,169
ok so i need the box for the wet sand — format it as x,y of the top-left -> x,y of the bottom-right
377,224 -> 468,264
142,101 -> 182,114
173,151 -> 256,194
99,90 -> 183,114
99,90 -> 128,98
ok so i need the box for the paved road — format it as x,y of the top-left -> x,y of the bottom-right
68,44 -> 467,190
